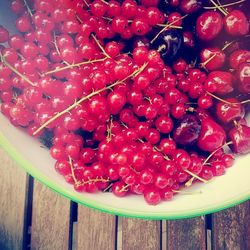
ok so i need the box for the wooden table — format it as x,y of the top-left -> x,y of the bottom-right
0,147 -> 249,250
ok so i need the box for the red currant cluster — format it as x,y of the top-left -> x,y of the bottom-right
0,0 -> 250,205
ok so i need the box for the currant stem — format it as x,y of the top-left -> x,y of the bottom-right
82,0 -> 90,8
204,0 -> 246,9
201,40 -> 235,70
106,115 -> 113,142
53,33 -> 61,57
76,15 -> 83,24
150,14 -> 188,44
200,54 -> 217,69
69,156 -> 78,184
23,0 -> 33,17
44,57 -> 107,75
103,182 -> 113,192
100,0 -> 109,5
222,40 -> 235,51
0,53 -> 35,86
156,24 -> 182,29
206,91 -> 250,105
185,176 -> 195,187
119,184 -> 130,193
33,63 -> 148,135
184,169 -> 208,183
209,0 -> 228,16
82,178 -> 110,185
91,34 -> 111,59
202,141 -> 233,166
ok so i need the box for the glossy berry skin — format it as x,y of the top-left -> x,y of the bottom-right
143,187 -> 161,205
229,125 -> 250,154
204,71 -> 234,95
196,11 -> 223,41
216,98 -> 245,123
180,0 -> 202,14
221,154 -> 234,168
224,10 -> 249,36
211,161 -> 226,176
200,48 -> 225,71
173,114 -> 201,145
197,118 -> 226,152
0,25 -> 9,43
131,18 -> 150,36
229,50 -> 250,69
112,182 -> 129,197
155,116 -> 173,134
237,63 -> 250,93
152,30 -> 183,63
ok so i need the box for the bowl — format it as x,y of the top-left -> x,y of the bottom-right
0,0 -> 249,219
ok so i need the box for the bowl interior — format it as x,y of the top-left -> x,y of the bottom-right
1,112 -> 250,219
0,0 -> 249,219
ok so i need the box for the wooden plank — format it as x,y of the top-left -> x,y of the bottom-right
212,201 -> 250,250
0,148 -> 28,250
121,218 -> 161,250
31,181 -> 71,250
166,217 -> 206,250
77,206 -> 117,250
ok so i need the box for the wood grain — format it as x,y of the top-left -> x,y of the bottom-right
77,206 -> 117,250
121,218 -> 161,250
0,148 -> 28,250
30,181 -> 71,250
166,216 -> 206,250
212,201 -> 250,250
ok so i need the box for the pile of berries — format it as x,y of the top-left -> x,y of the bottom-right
0,0 -> 250,205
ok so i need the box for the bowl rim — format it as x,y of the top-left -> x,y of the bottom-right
0,131 -> 249,220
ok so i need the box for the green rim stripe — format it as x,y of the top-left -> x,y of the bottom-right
0,130 -> 249,220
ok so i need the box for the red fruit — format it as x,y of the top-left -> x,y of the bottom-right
237,62 -> 250,93
0,25 -> 9,43
160,188 -> 174,201
121,0 -> 138,19
224,10 -> 249,36
173,114 -> 201,145
159,138 -> 176,156
196,11 -> 223,41
155,115 -> 173,134
200,167 -> 214,180
211,161 -> 226,176
216,98 -> 245,123
221,154 -> 235,168
90,0 -> 107,17
112,181 -> 129,197
144,187 -> 161,205
131,153 -> 145,171
55,160 -> 71,176
183,31 -> 195,47
204,71 -> 234,95
197,118 -> 226,152
180,0 -> 202,14
139,169 -> 153,185
229,125 -> 250,154
200,47 -> 225,71
154,173 -> 169,189
107,91 -> 126,114
131,18 -> 150,36
229,50 -> 250,69
140,0 -> 159,7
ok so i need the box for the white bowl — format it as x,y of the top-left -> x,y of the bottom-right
1,112 -> 250,219
0,0 -> 249,219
